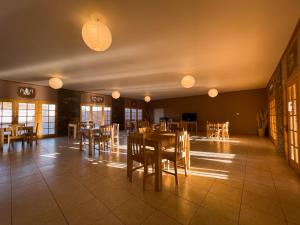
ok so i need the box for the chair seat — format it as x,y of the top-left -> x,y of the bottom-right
161,148 -> 185,160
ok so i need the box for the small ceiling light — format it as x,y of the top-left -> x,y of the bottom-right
82,17 -> 112,51
49,77 -> 63,89
112,90 -> 120,99
144,96 -> 151,102
208,88 -> 218,98
181,75 -> 195,88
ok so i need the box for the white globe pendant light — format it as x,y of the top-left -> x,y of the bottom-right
112,90 -> 120,99
208,88 -> 218,98
144,96 -> 151,102
181,75 -> 195,88
82,17 -> 112,51
49,77 -> 63,89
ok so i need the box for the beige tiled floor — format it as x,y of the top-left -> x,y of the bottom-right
1,133 -> 300,225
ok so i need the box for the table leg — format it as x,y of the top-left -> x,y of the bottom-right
74,126 -> 77,139
79,130 -> 83,151
155,143 -> 162,191
89,128 -> 93,156
186,134 -> 190,169
0,129 -> 4,150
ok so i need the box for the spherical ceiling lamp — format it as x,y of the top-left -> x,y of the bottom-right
208,88 -> 218,98
49,77 -> 63,89
181,75 -> 195,88
144,96 -> 151,102
82,18 -> 112,51
112,90 -> 120,99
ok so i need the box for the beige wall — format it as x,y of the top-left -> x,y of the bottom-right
0,79 -> 58,101
80,92 -> 112,106
148,88 -> 267,135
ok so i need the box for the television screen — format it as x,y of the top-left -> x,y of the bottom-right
182,113 -> 197,121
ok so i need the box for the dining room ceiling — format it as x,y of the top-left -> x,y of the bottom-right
0,0 -> 299,100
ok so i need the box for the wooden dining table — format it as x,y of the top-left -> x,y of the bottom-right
79,126 -> 114,156
0,126 -> 34,150
144,132 -> 190,191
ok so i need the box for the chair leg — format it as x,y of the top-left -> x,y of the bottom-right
143,160 -> 148,191
183,158 -> 188,176
127,158 -> 133,182
174,160 -> 178,185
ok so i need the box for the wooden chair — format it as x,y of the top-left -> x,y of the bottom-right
7,127 -> 26,149
168,122 -> 180,132
159,121 -> 167,131
32,123 -> 39,144
138,127 -> 152,134
162,131 -> 188,185
127,133 -> 156,190
112,123 -> 119,147
94,125 -> 112,150
224,121 -> 230,138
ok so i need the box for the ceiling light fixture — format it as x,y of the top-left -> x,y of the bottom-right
144,96 -> 151,102
112,90 -> 120,99
181,75 -> 195,88
49,77 -> 63,89
208,88 -> 218,98
82,17 -> 112,51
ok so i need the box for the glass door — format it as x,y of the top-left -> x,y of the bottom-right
287,83 -> 299,171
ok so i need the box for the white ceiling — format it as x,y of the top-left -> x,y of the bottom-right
0,0 -> 299,100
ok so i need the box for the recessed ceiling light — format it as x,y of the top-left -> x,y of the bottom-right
144,96 -> 151,102
82,17 -> 112,51
112,90 -> 120,99
181,75 -> 195,88
208,88 -> 218,98
49,77 -> 63,89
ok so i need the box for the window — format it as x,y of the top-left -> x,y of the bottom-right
137,109 -> 143,121
93,106 -> 102,126
125,108 -> 131,121
104,107 -> 111,125
131,109 -> 136,121
0,102 -> 12,128
81,105 -> 90,122
154,108 -> 164,124
269,99 -> 277,142
42,104 -> 56,135
18,103 -> 35,127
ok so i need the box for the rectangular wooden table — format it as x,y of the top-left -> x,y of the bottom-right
0,126 -> 34,150
144,132 -> 190,191
79,126 -> 114,156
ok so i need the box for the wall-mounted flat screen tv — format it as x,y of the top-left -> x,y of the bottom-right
182,113 -> 197,121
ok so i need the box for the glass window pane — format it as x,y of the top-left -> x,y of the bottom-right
49,129 -> 55,134
28,110 -> 35,116
42,122 -> 49,128
3,109 -> 12,117
49,117 -> 55,123
42,104 -> 49,110
49,111 -> 55,117
49,123 -> 55,129
49,104 -> 55,110
3,117 -> 12,123
28,104 -> 35,109
43,129 -> 49,135
19,117 -> 26,123
19,103 -> 27,109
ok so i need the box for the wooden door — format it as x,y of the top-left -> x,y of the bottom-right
287,83 -> 300,172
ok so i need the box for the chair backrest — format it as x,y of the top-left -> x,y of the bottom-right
138,127 -> 151,134
127,133 -> 145,163
175,131 -> 188,154
225,121 -> 229,130
112,123 -> 119,137
160,121 -> 167,131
